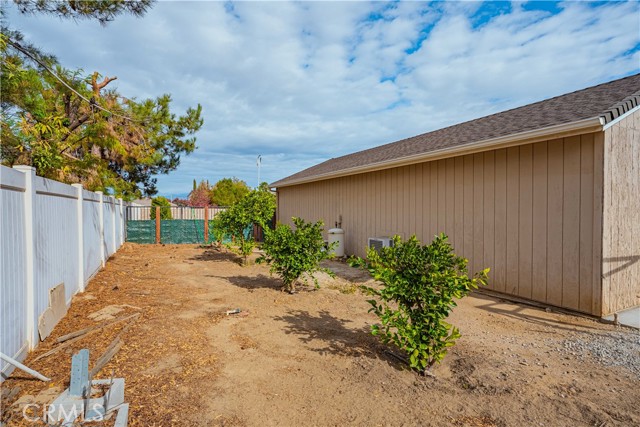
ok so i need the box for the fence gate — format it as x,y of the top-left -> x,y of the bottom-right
126,205 -> 227,244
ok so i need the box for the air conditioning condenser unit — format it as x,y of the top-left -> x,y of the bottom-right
368,237 -> 393,252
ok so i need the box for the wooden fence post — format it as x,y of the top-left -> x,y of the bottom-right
155,206 -> 161,244
204,206 -> 209,243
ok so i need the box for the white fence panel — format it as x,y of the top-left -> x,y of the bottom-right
0,168 -> 28,375
1,165 -> 127,380
34,176 -> 81,307
83,190 -> 102,281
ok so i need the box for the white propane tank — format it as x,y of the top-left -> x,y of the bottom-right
328,228 -> 345,257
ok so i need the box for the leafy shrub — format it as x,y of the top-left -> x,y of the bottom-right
351,234 -> 488,373
150,196 -> 172,220
241,183 -> 276,229
215,205 -> 253,262
214,185 -> 276,264
259,217 -> 334,292
209,218 -> 225,248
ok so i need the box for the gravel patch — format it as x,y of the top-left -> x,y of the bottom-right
560,330 -> 640,378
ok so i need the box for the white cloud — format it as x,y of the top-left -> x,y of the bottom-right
5,1 -> 639,195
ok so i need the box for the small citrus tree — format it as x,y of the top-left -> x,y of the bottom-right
259,217 -> 334,292
351,234 -> 488,373
215,185 -> 276,264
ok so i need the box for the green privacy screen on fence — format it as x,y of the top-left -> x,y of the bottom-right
125,205 -> 255,244
126,219 -> 250,244
126,220 -> 157,244
160,220 -> 208,244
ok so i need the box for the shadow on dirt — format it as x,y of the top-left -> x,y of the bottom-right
206,274 -> 284,291
190,249 -> 242,264
472,293 -> 605,333
274,309 -> 405,371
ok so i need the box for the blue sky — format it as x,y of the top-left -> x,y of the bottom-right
6,1 -> 640,199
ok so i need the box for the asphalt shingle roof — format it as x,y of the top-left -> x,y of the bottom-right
272,74 -> 640,187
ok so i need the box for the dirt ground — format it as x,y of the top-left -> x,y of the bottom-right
2,243 -> 639,426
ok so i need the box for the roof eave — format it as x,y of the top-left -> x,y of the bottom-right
272,116 -> 604,188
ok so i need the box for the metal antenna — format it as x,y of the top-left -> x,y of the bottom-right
257,155 -> 262,187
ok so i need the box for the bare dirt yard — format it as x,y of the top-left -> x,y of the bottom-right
2,243 -> 639,426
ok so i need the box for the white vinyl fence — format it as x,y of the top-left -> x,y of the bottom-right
0,165 -> 127,379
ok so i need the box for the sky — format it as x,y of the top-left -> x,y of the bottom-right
5,0 -> 640,198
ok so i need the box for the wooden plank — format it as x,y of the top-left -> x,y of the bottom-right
367,172 -> 374,245
494,149 -> 507,293
463,155 -> 474,262
518,145 -> 533,299
423,162 -> 432,240
375,171 -> 381,237
404,165 -> 411,237
204,206 -> 209,243
547,139 -> 564,307
601,115 -> 640,314
385,169 -> 393,236
601,126 -> 613,314
446,158 -> 455,241
483,152 -> 495,290
532,141 -> 548,303
437,160 -> 447,234
506,147 -> 520,295
562,136 -> 581,310
454,157 -> 465,255
36,313 -> 140,362
408,164 -> 416,237
90,337 -> 123,378
391,168 -> 398,235
349,176 -> 356,252
430,162 -> 438,239
155,207 -> 160,244
592,132 -> 604,315
415,163 -> 423,241
471,153 -> 483,276
579,133 -> 595,313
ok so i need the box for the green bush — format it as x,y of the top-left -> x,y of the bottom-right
209,218 -> 225,248
150,196 -> 172,220
215,205 -> 253,262
259,217 -> 334,292
242,183 -> 276,229
351,234 -> 488,373
214,185 -> 275,264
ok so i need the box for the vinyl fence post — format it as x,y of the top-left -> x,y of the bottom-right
204,206 -> 209,243
72,184 -> 85,292
111,197 -> 116,254
118,198 -> 124,246
96,191 -> 105,267
13,165 -> 37,349
155,206 -> 161,244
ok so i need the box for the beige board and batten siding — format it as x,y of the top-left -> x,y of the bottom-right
602,109 -> 640,316
277,132 -> 604,315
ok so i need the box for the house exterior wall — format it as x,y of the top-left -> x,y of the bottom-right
277,132 -> 605,315
602,109 -> 640,315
